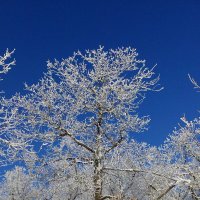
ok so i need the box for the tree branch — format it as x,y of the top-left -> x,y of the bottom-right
156,184 -> 176,200
59,129 -> 95,153
105,135 -> 124,154
100,195 -> 115,200
104,167 -> 177,182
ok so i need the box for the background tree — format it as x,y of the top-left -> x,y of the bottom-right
0,166 -> 39,200
0,49 -> 16,167
161,76 -> 200,199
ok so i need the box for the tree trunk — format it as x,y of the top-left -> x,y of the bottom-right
94,149 -> 103,200
94,106 -> 103,200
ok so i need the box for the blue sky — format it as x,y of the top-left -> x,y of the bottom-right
0,0 -> 200,145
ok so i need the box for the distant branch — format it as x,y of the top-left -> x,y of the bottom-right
188,74 -> 200,91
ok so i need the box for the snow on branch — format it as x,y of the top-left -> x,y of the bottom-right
0,49 -> 15,77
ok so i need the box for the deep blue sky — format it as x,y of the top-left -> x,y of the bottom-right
0,0 -> 200,146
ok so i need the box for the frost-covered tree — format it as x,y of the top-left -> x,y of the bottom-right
157,117 -> 200,200
0,49 -> 16,167
0,47 -> 161,200
153,76 -> 200,199
1,47 -> 199,200
0,167 -> 40,200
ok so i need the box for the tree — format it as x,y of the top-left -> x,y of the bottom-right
1,47 -> 199,200
154,76 -> 200,199
0,49 -> 16,167
0,166 -> 39,200
157,116 -> 200,199
0,47 -> 160,199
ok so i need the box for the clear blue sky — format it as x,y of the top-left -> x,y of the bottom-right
0,0 -> 200,145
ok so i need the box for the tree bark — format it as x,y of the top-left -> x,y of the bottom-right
94,147 -> 103,200
94,106 -> 103,200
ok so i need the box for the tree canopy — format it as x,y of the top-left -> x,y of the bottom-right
0,47 -> 199,200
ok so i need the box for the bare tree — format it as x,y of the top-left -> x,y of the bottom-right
0,47 -> 161,200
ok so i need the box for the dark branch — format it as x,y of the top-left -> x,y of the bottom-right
59,129 -> 95,153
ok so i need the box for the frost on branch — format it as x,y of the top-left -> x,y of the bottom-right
188,74 -> 200,91
0,49 -> 15,80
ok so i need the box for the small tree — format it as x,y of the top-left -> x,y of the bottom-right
1,47 -> 160,199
